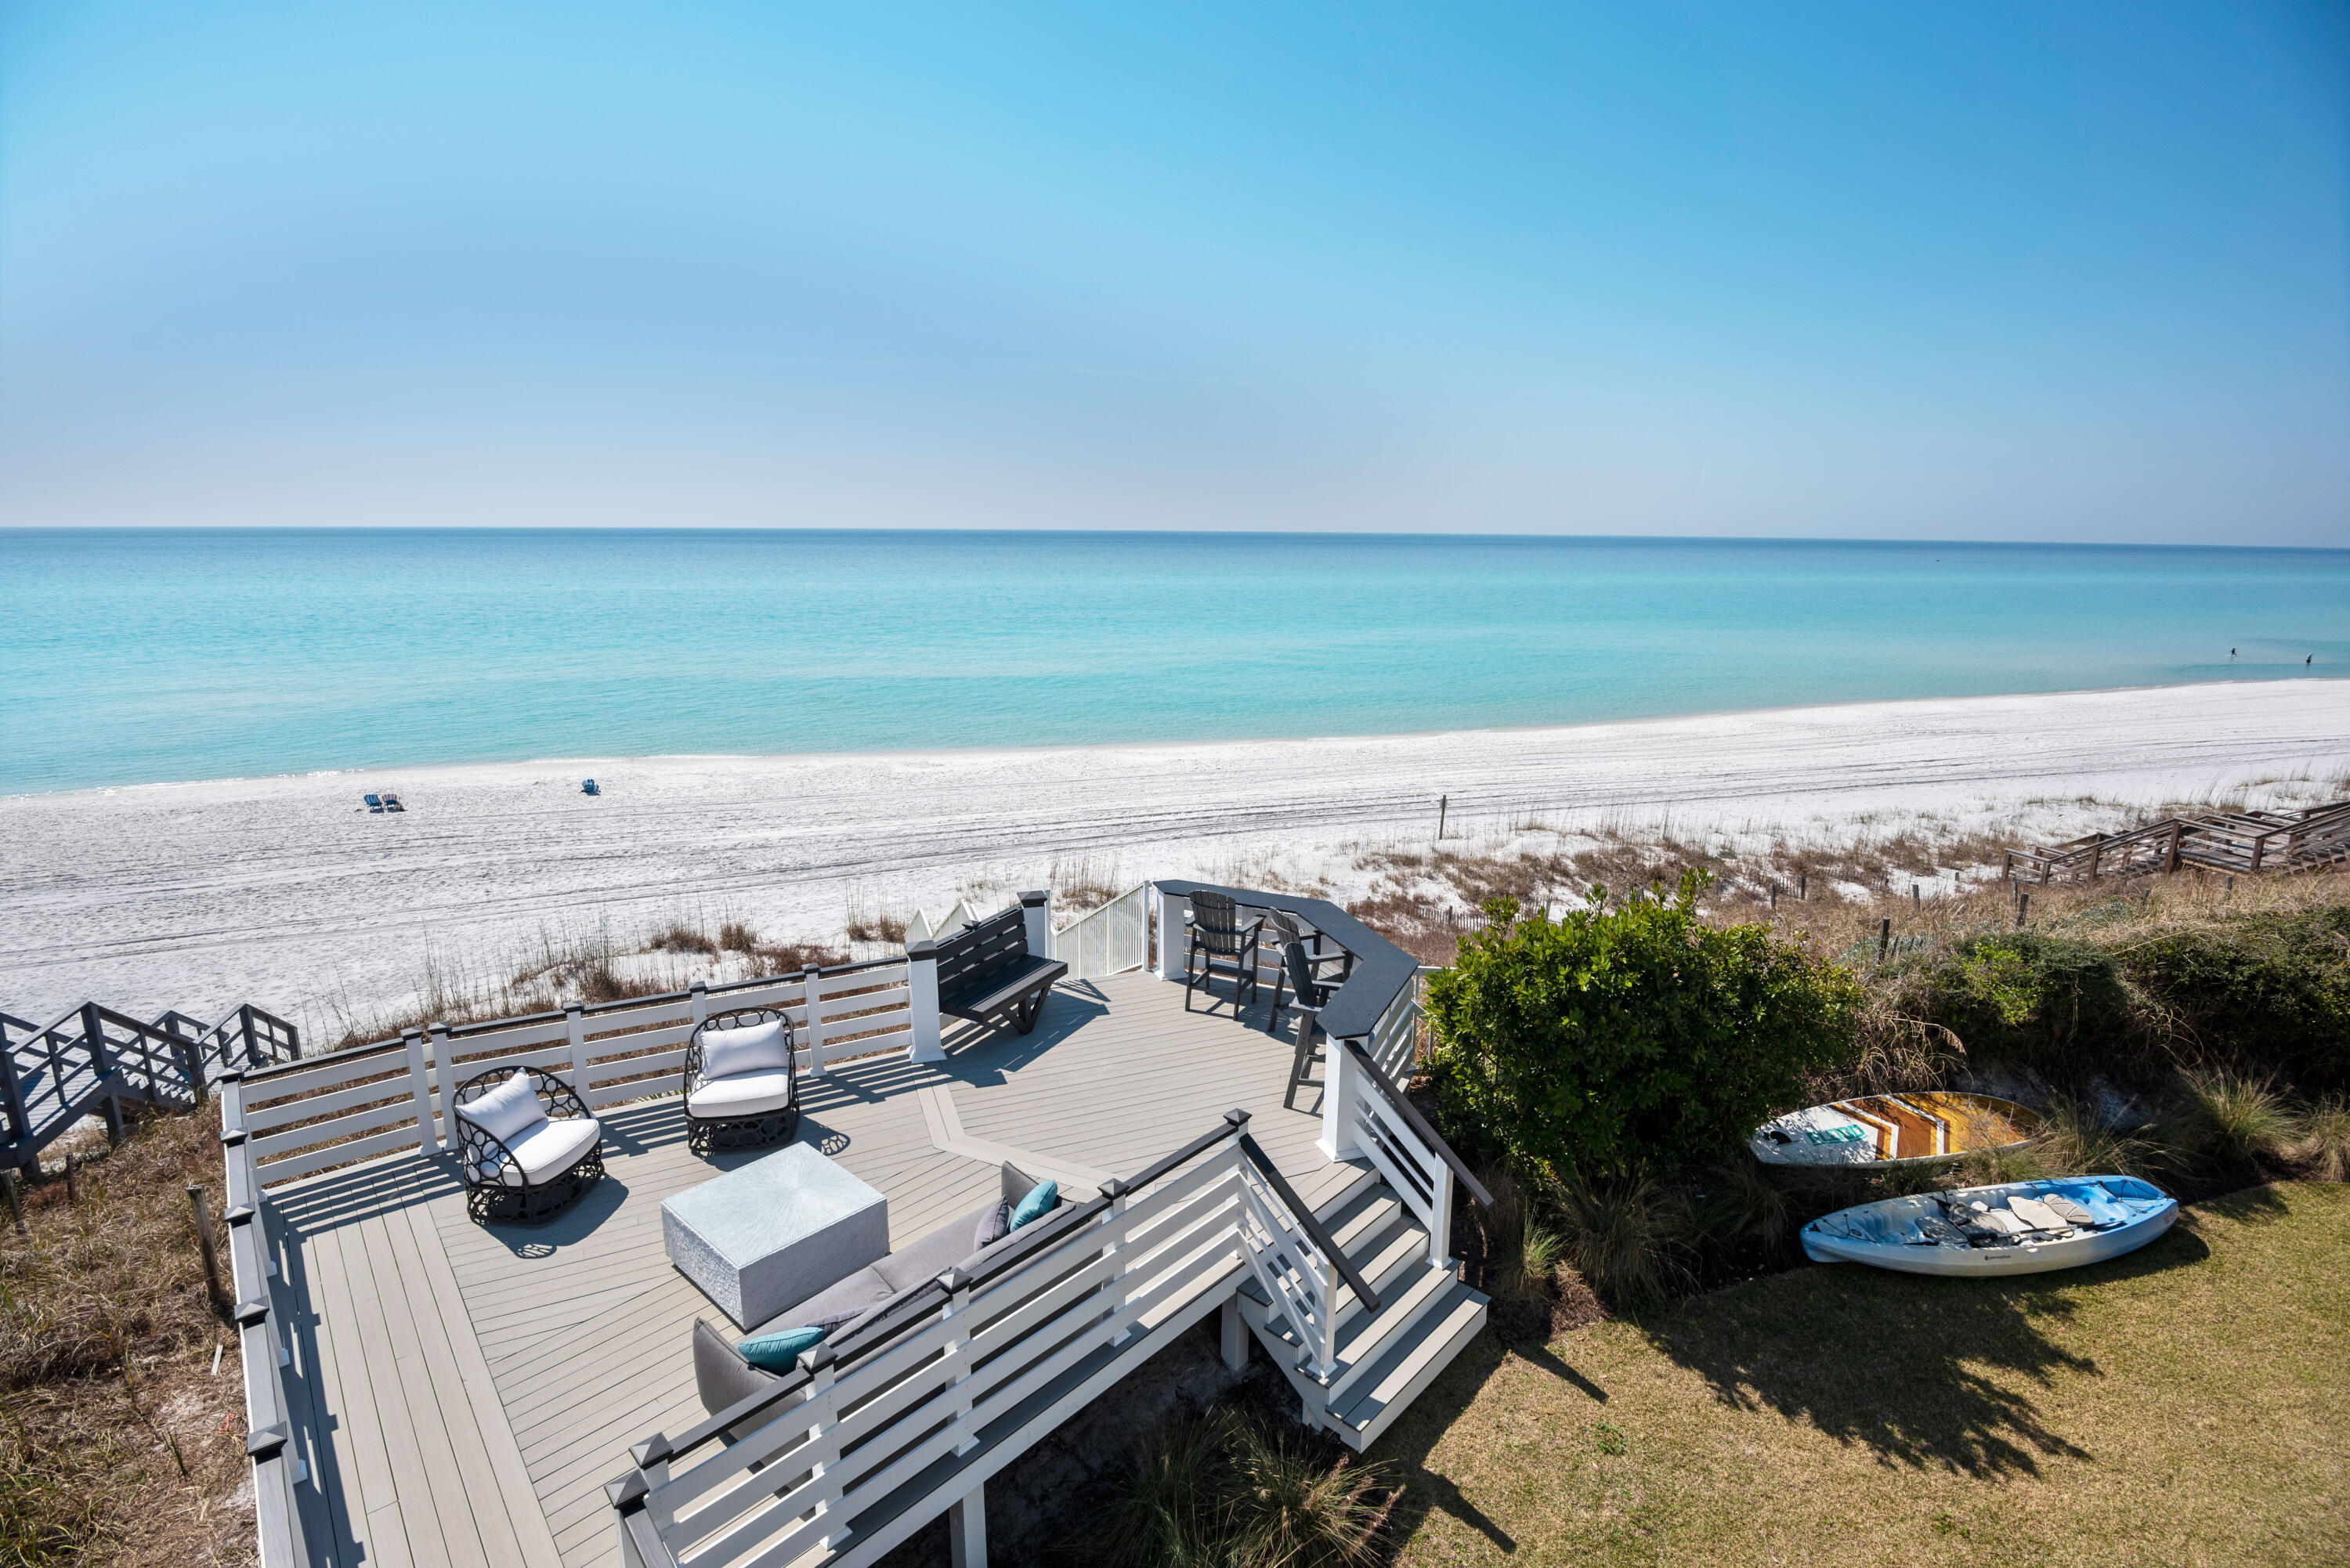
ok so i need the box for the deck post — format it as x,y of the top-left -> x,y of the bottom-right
949,1487 -> 987,1568
1019,889 -> 1051,962
403,1028 -> 436,1153
1220,1294 -> 1249,1372
566,1004 -> 591,1099
1317,1035 -> 1366,1162
907,944 -> 944,1062
1156,885 -> 1188,984
429,1021 -> 457,1152
938,1267 -> 981,1453
1426,1161 -> 1455,1268
801,967 -> 830,1073
82,1004 -> 124,1145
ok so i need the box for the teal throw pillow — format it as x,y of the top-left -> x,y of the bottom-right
737,1323 -> 826,1373
1009,1179 -> 1058,1232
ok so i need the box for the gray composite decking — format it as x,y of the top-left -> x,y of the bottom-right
263,970 -> 1361,1568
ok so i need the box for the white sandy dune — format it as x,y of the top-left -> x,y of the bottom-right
3,680 -> 2345,1042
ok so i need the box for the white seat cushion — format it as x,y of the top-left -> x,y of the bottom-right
689,1069 -> 797,1119
486,1115 -> 600,1187
458,1071 -> 548,1146
700,1020 -> 794,1079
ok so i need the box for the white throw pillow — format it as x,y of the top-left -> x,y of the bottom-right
701,1019 -> 793,1079
459,1070 -> 548,1146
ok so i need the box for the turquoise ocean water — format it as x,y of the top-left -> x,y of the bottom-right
2,529 -> 2345,797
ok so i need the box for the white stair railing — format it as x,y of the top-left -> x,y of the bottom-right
1050,883 -> 1150,979
1340,1035 -> 1495,1270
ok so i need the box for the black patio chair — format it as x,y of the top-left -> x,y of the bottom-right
452,1065 -> 605,1226
682,1006 -> 800,1154
1274,938 -> 1342,1111
1262,910 -> 1353,1035
1184,891 -> 1264,1011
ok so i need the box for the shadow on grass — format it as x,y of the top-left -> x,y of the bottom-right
1638,1223 -> 2214,1478
1369,1328 -> 1532,1555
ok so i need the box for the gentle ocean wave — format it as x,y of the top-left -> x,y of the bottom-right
2,528 -> 2345,795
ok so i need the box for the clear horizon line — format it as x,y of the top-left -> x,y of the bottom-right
5,523 -> 2347,556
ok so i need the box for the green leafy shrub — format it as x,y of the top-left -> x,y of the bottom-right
1925,931 -> 2137,1080
2119,909 -> 2350,1090
1423,874 -> 1862,1182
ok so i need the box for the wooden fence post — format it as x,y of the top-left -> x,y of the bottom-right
1876,919 -> 1891,964
189,1183 -> 230,1317
2,1168 -> 23,1235
2016,892 -> 2030,929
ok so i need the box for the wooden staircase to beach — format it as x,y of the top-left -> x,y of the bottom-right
2003,799 -> 2350,887
0,1000 -> 300,1170
1238,1172 -> 1491,1451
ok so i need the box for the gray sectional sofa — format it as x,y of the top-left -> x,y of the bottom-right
692,1159 -> 1052,1416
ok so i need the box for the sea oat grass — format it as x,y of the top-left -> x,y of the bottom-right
0,1109 -> 253,1566
2291,1097 -> 2350,1181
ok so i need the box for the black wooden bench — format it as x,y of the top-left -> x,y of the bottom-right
931,904 -> 1068,1036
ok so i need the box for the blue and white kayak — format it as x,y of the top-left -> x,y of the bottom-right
1802,1176 -> 2178,1276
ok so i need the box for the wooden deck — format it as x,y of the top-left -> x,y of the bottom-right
260,970 -> 1358,1568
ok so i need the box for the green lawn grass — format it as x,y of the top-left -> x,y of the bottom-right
1378,1182 -> 2349,1566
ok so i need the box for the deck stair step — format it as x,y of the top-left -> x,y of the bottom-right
1236,1179 -> 1489,1451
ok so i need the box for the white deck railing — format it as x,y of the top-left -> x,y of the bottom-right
216,1073 -> 313,1568
610,1116 -> 1311,1568
1050,883 -> 1151,979
234,959 -> 913,1189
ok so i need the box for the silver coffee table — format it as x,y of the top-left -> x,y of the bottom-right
661,1143 -> 890,1328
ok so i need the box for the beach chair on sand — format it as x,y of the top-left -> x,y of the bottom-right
381,793 -> 405,812
363,793 -> 385,813
582,779 -> 600,796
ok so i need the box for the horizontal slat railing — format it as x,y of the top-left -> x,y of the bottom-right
613,1117 -> 1260,1568
232,956 -> 914,1188
217,1072 -> 313,1568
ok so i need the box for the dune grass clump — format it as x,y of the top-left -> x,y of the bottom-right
2153,1070 -> 2298,1171
2292,1098 -> 2350,1182
1090,1407 -> 1391,1568
1542,1174 -> 1693,1312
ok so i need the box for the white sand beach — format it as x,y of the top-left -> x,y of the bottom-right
3,680 -> 2345,1044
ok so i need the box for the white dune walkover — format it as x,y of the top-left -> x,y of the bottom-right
218,883 -> 1489,1568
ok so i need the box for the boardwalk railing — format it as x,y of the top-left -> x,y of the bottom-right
2003,798 -> 2350,885
217,1071 -> 313,1568
608,1111 -> 1362,1568
1050,883 -> 1151,979
232,957 -> 914,1190
2,999 -> 299,1170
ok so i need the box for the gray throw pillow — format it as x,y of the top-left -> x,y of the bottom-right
973,1200 -> 1010,1251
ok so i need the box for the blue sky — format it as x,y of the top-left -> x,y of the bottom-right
2,3 -> 2345,543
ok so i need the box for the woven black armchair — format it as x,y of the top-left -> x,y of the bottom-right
683,1007 -> 800,1154
1184,891 -> 1264,1012
452,1065 -> 605,1226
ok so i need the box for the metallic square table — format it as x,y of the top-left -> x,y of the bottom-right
660,1143 -> 890,1328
